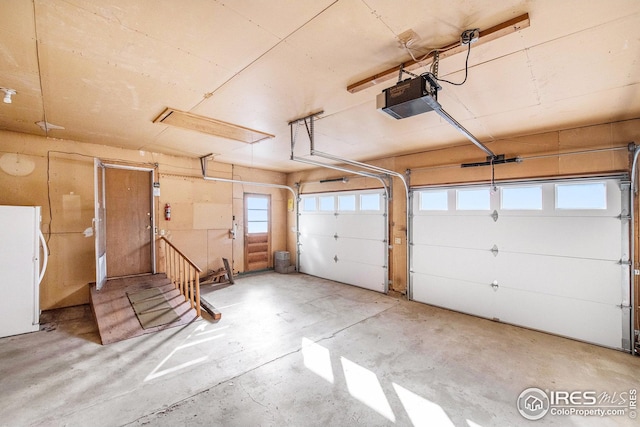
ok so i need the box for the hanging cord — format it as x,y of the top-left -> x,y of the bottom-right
433,41 -> 471,86
403,46 -> 441,74
431,29 -> 478,86
490,156 -> 497,193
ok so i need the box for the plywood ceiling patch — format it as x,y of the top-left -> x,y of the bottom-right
153,108 -> 274,144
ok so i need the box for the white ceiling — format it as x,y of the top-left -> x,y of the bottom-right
1,0 -> 639,172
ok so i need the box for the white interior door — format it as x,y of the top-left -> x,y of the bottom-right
94,159 -> 107,290
411,178 -> 631,351
299,189 -> 388,293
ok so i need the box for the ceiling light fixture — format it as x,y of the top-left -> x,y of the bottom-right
1,88 -> 16,104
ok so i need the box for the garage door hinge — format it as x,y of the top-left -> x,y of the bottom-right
616,303 -> 632,311
334,255 -> 339,263
618,213 -> 631,221
334,233 -> 339,240
618,259 -> 632,266
491,245 -> 499,257
491,210 -> 499,222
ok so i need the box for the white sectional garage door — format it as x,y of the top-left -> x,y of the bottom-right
299,189 -> 387,293
411,178 -> 631,350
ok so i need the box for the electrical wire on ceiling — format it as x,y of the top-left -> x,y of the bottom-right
401,29 -> 478,87
431,41 -> 471,86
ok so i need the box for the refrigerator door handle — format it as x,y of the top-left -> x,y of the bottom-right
38,229 -> 48,285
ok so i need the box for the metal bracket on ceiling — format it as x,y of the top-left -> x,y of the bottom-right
397,64 -> 419,83
461,154 -> 522,168
289,111 -> 324,157
288,111 -> 324,126
199,153 -> 215,177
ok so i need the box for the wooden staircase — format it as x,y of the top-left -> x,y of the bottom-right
90,237 -> 204,345
90,273 -> 199,345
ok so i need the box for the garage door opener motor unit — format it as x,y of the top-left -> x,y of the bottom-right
376,73 -> 441,119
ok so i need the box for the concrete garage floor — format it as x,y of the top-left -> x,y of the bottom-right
1,273 -> 638,427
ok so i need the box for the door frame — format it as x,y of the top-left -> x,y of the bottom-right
94,160 -> 156,282
93,159 -> 107,290
243,193 -> 271,272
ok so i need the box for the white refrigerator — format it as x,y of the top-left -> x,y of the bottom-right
0,206 -> 48,338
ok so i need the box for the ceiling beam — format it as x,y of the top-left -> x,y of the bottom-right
346,13 -> 530,94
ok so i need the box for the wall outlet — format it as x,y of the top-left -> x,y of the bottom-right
394,237 -> 402,244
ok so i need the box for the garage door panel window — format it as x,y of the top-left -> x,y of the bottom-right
360,193 -> 381,211
419,190 -> 448,211
456,188 -> 491,210
555,182 -> 607,210
302,197 -> 317,212
338,195 -> 356,211
501,186 -> 543,210
319,196 -> 335,212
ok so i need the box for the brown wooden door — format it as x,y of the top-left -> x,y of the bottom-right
105,168 -> 153,277
244,194 -> 271,271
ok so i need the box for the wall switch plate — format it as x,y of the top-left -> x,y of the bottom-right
394,237 -> 402,244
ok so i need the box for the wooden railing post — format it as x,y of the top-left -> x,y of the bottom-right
195,271 -> 201,317
181,258 -> 186,301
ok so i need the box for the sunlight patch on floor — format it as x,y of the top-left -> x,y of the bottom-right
393,383 -> 454,427
341,356 -> 396,422
301,337 -> 334,383
144,323 -> 225,382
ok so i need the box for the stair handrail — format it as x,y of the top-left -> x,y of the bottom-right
159,236 -> 202,317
